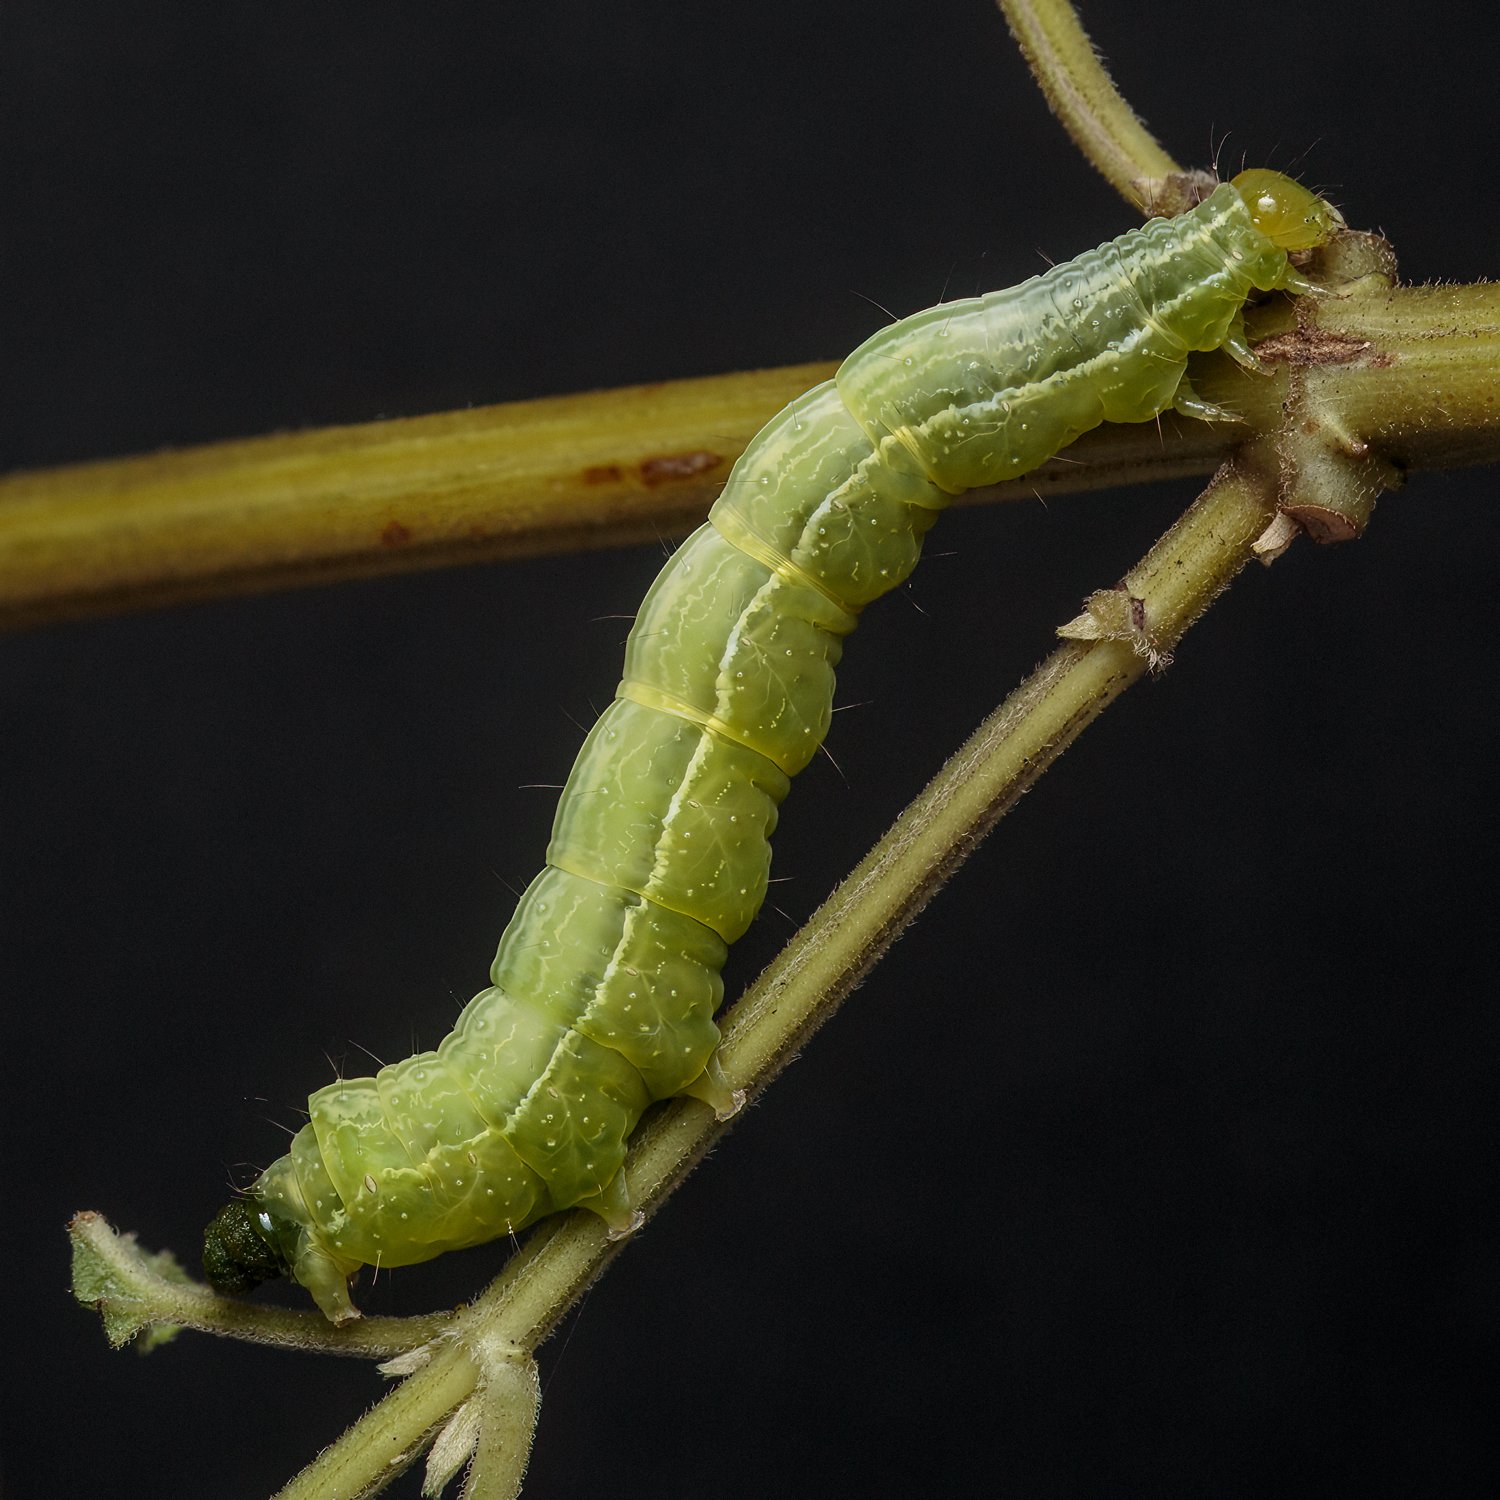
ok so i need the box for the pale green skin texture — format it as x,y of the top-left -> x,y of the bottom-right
249,182 -> 1302,1320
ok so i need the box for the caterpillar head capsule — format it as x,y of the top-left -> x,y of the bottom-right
1230,168 -> 1344,250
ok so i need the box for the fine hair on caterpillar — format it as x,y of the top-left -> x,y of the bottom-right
201,169 -> 1343,1323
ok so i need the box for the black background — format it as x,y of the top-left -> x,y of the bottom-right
2,2 -> 1495,1496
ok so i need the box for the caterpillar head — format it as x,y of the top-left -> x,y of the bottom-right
202,1198 -> 294,1296
1230,169 -> 1344,250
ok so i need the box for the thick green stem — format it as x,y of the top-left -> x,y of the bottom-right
10,281 -> 1497,632
0,365 -> 830,630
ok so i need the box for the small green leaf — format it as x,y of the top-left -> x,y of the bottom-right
68,1211 -> 186,1351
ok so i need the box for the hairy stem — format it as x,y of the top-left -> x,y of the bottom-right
0,365 -> 827,630
67,1211 -> 452,1358
9,281 -> 1499,632
275,1346 -> 481,1500
997,0 -> 1181,208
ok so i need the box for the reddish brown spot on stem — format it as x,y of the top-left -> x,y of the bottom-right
638,450 -> 723,486
381,520 -> 412,546
583,464 -> 624,484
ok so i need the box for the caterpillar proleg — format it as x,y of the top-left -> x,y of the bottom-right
202,170 -> 1342,1322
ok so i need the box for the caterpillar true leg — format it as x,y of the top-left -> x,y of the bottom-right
1170,377 -> 1242,424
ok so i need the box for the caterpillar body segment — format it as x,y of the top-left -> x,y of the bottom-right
203,171 -> 1339,1322
837,180 -> 1321,494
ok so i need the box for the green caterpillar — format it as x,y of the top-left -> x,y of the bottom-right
203,170 -> 1341,1322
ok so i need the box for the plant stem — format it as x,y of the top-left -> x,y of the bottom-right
67,1212 -> 453,1358
275,1344 -> 482,1500
10,283 -> 1500,633
997,0 -> 1182,208
0,362 -> 1239,631
0,365 -> 827,630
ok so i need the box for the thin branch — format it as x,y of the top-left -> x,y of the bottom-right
67,1212 -> 452,1358
997,0 -> 1182,209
